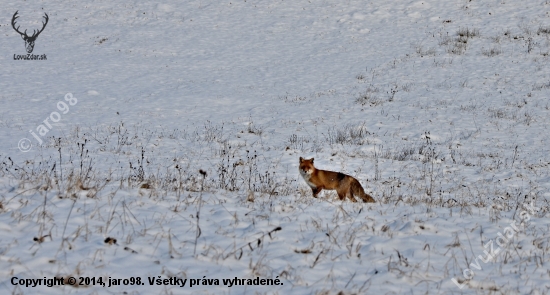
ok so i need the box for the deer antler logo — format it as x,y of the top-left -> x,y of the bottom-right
11,11 -> 49,53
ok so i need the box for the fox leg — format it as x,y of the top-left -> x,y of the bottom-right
335,187 -> 345,200
311,186 -> 322,198
347,191 -> 358,202
336,187 -> 357,201
336,179 -> 356,202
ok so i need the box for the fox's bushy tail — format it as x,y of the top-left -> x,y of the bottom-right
351,180 -> 375,203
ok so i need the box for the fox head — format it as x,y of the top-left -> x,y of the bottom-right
299,157 -> 315,176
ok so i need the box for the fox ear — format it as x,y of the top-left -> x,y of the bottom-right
299,157 -> 304,163
311,158 -> 314,163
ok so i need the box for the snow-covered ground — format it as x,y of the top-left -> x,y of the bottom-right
2,0 -> 550,294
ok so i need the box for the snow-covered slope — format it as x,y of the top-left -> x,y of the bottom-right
1,1 -> 550,294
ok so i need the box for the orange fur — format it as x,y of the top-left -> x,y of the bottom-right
299,157 -> 375,203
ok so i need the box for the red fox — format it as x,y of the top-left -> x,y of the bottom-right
299,157 -> 375,203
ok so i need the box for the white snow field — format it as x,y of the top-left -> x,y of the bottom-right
1,0 -> 550,294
